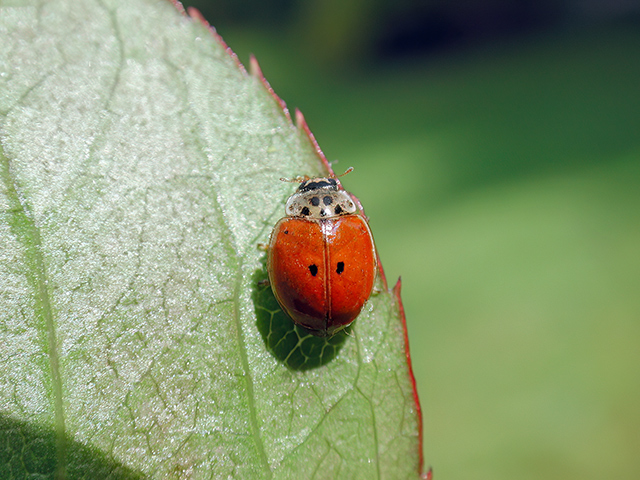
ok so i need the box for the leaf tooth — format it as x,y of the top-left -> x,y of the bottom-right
186,6 -> 247,76
167,0 -> 186,15
250,54 -> 292,123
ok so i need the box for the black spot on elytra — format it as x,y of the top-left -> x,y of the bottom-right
309,264 -> 318,276
334,205 -> 343,215
310,196 -> 320,207
336,262 -> 344,274
284,230 -> 289,234
323,196 -> 333,206
301,206 -> 310,216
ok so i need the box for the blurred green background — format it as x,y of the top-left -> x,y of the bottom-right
182,1 -> 640,478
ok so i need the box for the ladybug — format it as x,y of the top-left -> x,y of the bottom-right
267,173 -> 377,336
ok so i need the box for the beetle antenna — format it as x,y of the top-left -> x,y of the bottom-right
280,175 -> 309,183
280,167 -> 352,183
335,167 -> 354,178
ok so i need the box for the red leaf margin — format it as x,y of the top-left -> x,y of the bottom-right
170,1 -> 428,476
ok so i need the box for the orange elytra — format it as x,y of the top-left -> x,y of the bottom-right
267,173 -> 377,336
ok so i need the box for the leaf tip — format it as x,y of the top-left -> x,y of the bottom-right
250,55 -> 291,122
393,276 -> 426,476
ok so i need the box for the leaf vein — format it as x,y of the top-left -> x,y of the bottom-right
0,144 -> 67,478
162,55 -> 274,475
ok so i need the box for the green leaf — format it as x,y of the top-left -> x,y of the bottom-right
0,0 -> 422,478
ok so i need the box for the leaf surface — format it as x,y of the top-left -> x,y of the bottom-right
0,0 -> 422,478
